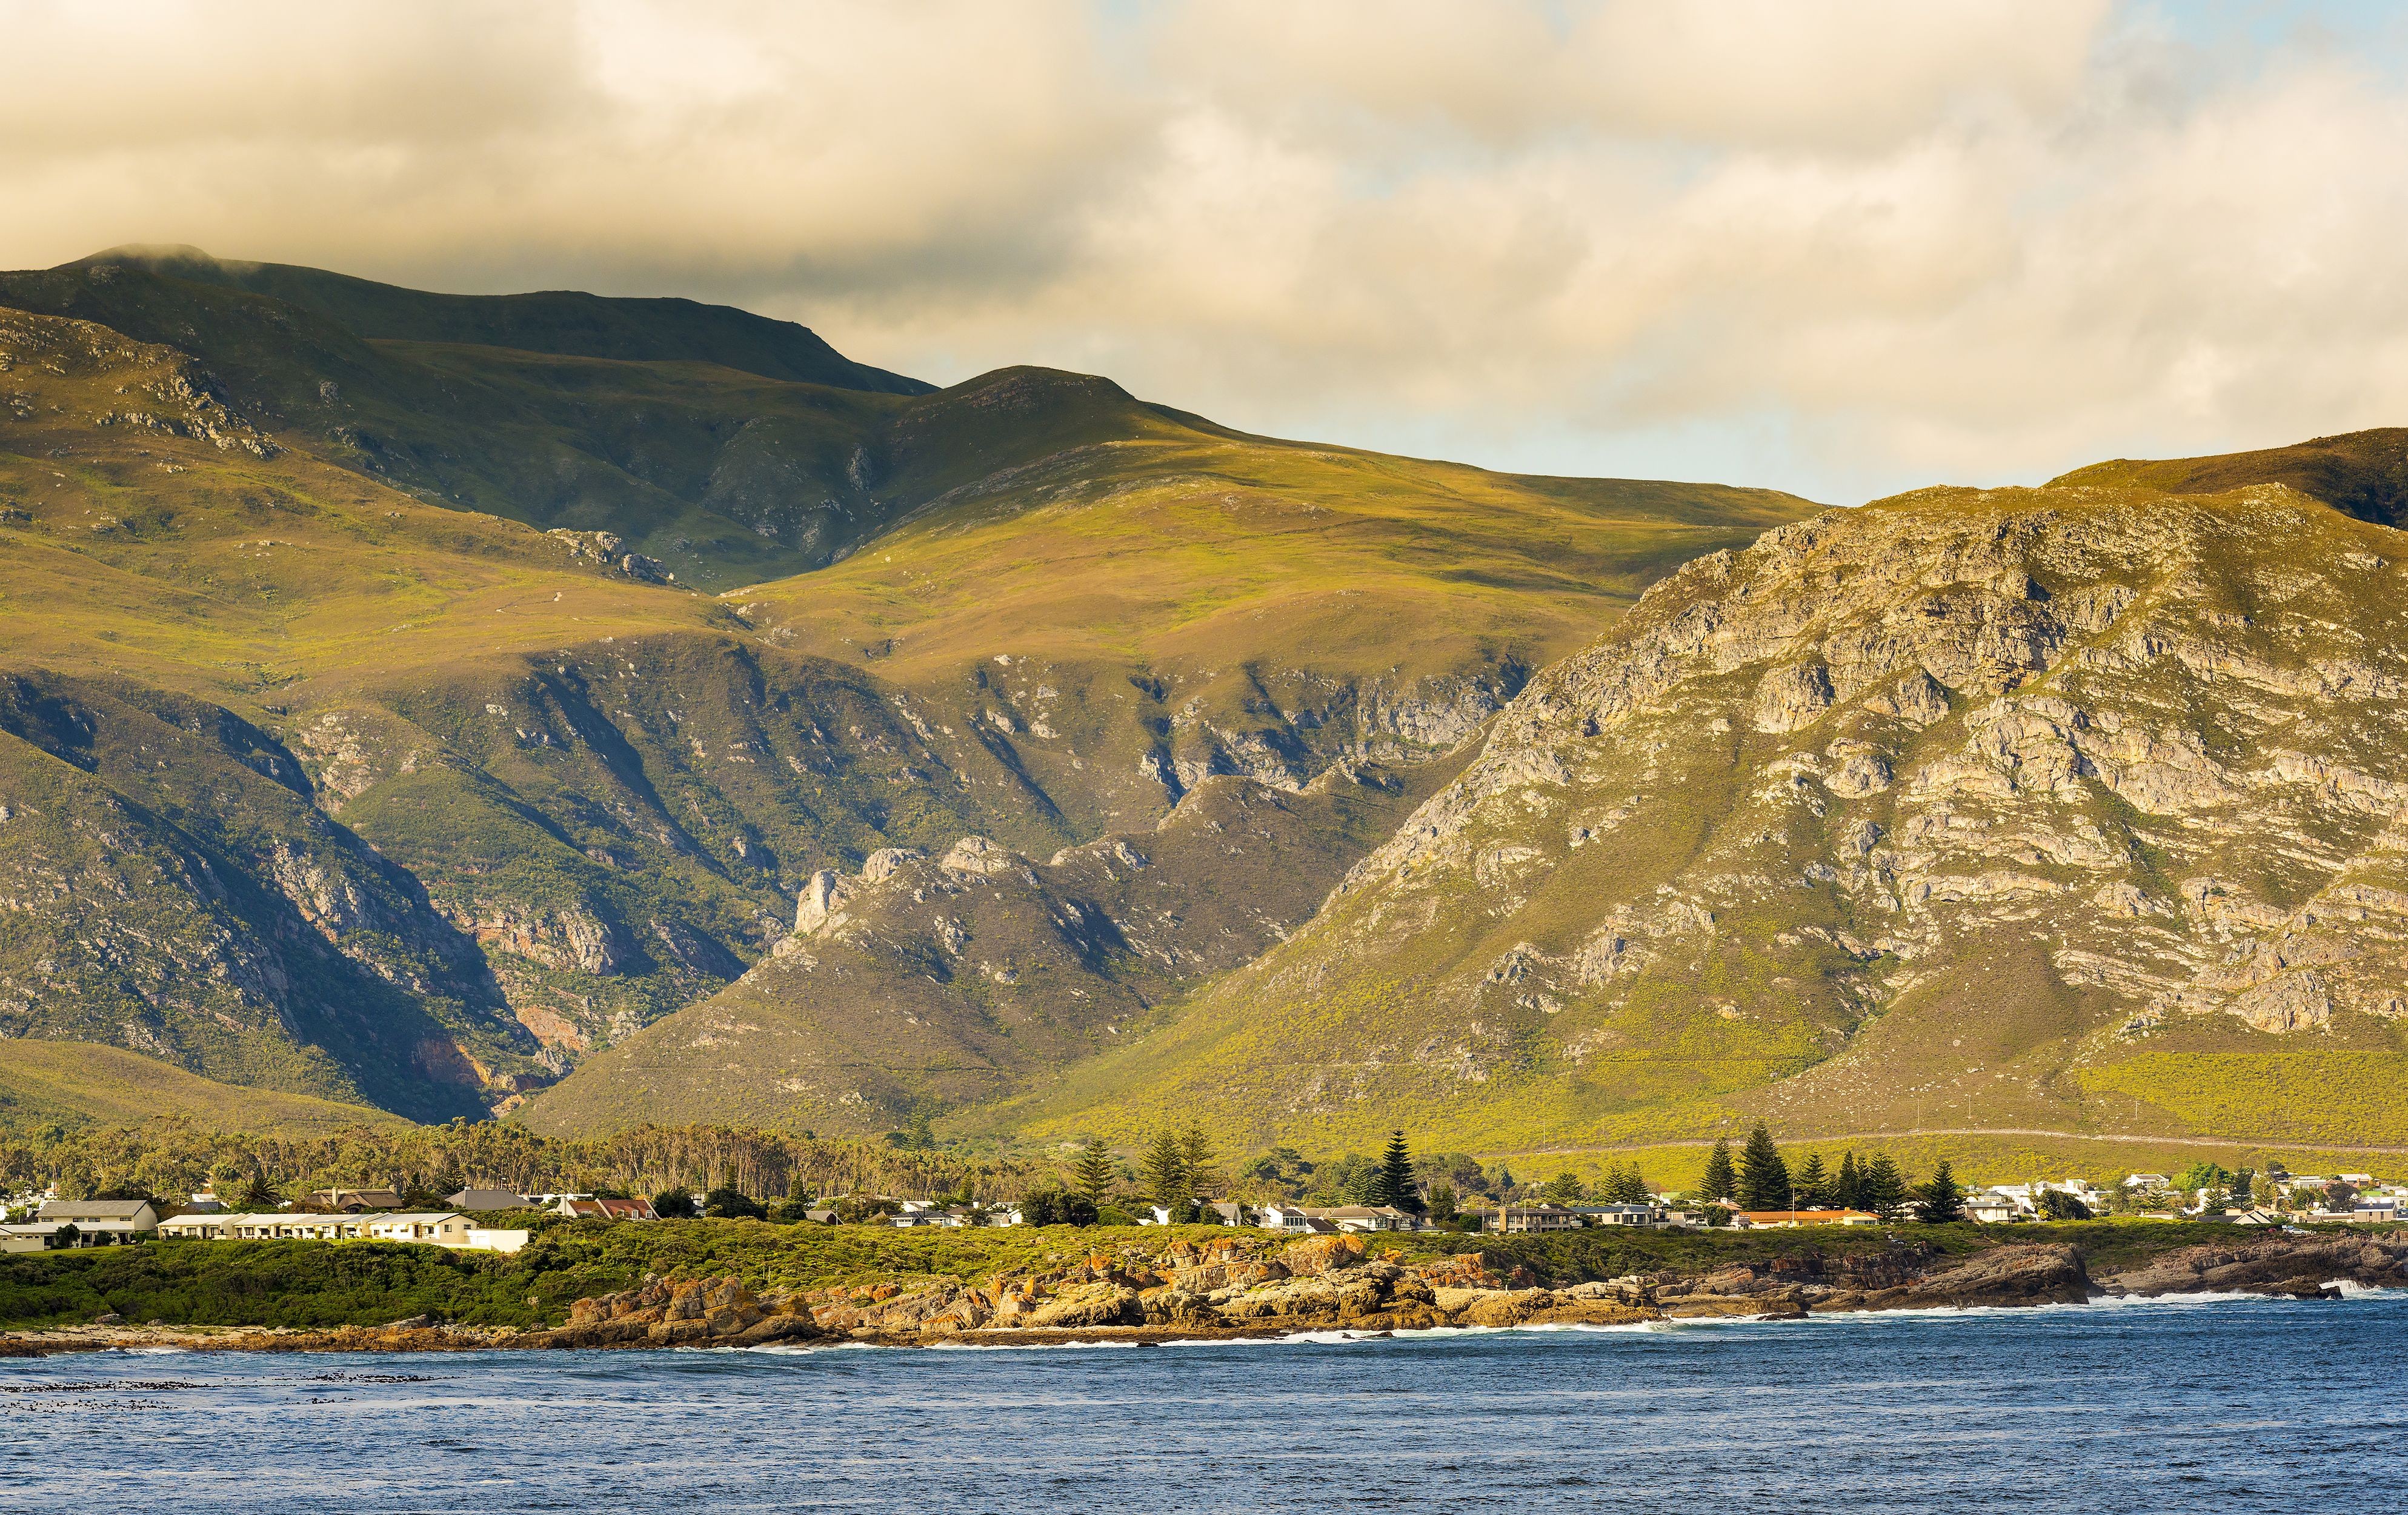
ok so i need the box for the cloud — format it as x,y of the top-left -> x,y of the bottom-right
3,0 -> 2407,501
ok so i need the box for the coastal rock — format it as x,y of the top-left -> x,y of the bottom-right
2100,1236 -> 2408,1298
1835,1245 -> 2090,1311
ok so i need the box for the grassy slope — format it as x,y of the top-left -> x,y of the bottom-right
0,1041 -> 405,1134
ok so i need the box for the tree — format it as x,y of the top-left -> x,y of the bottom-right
1425,1180 -> 1459,1222
1914,1161 -> 1966,1224
1073,1139 -> 1117,1208
2037,1190 -> 2090,1221
1792,1153 -> 1830,1209
651,1186 -> 699,1219
1142,1129 -> 1191,1213
1180,1125 -> 1225,1200
2230,1168 -> 2255,1207
1022,1189 -> 1064,1227
703,1187 -> 765,1219
1737,1124 -> 1789,1211
1834,1151 -> 1866,1211
1600,1165 -> 1649,1205
1543,1170 -> 1587,1204
1863,1153 -> 1907,1220
1376,1131 -> 1421,1212
1059,1193 -> 1099,1227
1700,1139 -> 1737,1202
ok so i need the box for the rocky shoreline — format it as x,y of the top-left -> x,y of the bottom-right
6,1231 -> 2404,1359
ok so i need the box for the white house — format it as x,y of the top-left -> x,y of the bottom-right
1320,1205 -> 1419,1233
158,1210 -> 525,1253
35,1199 -> 161,1243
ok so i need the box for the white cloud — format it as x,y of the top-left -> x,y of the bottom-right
4,0 -> 2407,501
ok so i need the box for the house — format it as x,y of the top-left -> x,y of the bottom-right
1569,1204 -> 1669,1228
1,1224 -> 63,1253
364,1211 -> 476,1246
1730,1208 -> 1880,1228
1963,1195 -> 2023,1224
156,1210 -> 525,1254
2124,1173 -> 2170,1191
449,1188 -> 532,1213
554,1196 -> 657,1222
888,1209 -> 964,1228
1320,1205 -> 1419,1233
159,1212 -> 364,1241
1465,1205 -> 1580,1234
304,1188 -> 404,1213
1257,1204 -> 1319,1233
1145,1201 -> 1249,1227
36,1199 -> 161,1241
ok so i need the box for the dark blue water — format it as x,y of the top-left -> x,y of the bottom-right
4,1291 -> 2401,1513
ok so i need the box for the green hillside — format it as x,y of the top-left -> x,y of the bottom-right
972,455 -> 2408,1156
0,1040 -> 405,1134
0,254 -> 1820,1131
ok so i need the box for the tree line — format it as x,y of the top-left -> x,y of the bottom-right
1695,1124 -> 1967,1224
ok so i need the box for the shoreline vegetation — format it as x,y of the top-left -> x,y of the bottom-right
4,1217 -> 2404,1358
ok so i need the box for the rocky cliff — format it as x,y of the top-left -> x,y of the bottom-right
999,465 -> 2408,1151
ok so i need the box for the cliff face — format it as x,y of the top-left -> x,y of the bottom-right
1002,479 -> 2408,1150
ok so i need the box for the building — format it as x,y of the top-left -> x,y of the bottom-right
304,1188 -> 405,1213
554,1196 -> 657,1222
1319,1205 -> 1419,1233
450,1188 -> 533,1213
156,1211 -> 525,1253
1565,1204 -> 1672,1228
160,1212 -> 363,1241
1730,1208 -> 1880,1228
1463,1205 -> 1581,1234
35,1199 -> 161,1242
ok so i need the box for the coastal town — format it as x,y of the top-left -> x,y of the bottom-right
5,1128 -> 2401,1259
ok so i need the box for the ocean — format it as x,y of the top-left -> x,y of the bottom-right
5,1290 -> 2400,1513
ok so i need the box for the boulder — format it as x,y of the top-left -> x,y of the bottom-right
1280,1234 -> 1366,1277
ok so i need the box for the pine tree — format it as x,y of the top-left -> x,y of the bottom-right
1914,1160 -> 1966,1224
1737,1124 -> 1789,1211
1073,1139 -> 1117,1207
1377,1131 -> 1420,1212
1604,1165 -> 1649,1205
1793,1153 -> 1830,1208
1863,1153 -> 1907,1220
1834,1151 -> 1864,1211
1179,1125 -> 1223,1199
1142,1129 -> 1191,1213
1700,1139 -> 1737,1202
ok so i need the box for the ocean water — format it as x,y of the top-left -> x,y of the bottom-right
4,1291 -> 2402,1513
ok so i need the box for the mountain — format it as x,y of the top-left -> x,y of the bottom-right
972,446 -> 2408,1156
0,253 -> 1819,1132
